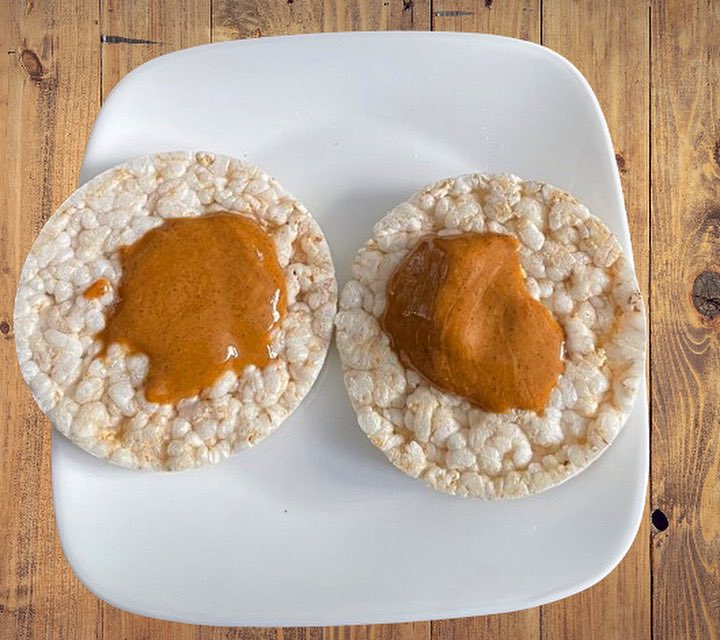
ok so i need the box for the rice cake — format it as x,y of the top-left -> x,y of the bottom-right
335,173 -> 645,499
14,151 -> 337,470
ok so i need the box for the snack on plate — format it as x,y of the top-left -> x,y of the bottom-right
336,173 -> 645,498
15,151 -> 337,470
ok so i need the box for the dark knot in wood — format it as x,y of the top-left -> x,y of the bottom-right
19,49 -> 44,82
692,270 -> 720,318
0,321 -> 9,335
652,509 -> 669,531
615,152 -> 627,173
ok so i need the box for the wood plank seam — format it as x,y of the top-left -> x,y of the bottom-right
647,6 -> 653,640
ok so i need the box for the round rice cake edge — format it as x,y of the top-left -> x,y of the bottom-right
335,172 -> 646,499
14,150 -> 338,470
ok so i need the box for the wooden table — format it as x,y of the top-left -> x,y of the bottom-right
1,1 -> 717,638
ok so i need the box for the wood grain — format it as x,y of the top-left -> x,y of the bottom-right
212,0 -> 430,40
651,1 -> 720,639
433,0 -> 539,41
101,0 -> 211,99
432,3 -> 542,640
434,6 -> 652,639
98,1 -> 266,638
541,2 -> 651,637
100,2 -> 429,639
1,0 -> 717,638
0,2 -> 102,640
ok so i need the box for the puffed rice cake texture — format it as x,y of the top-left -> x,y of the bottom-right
335,173 -> 645,499
14,151 -> 337,470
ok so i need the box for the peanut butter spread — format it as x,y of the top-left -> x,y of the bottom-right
381,233 -> 563,413
83,277 -> 110,299
91,212 -> 287,404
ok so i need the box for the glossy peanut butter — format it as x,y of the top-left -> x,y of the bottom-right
94,212 -> 287,404
381,233 -> 563,414
83,277 -> 110,299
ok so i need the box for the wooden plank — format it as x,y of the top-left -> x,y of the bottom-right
323,623 -> 431,639
212,0 -> 431,40
434,2 -> 652,639
539,537 -> 652,639
539,2 -> 652,639
432,614 -> 540,640
543,0 -> 650,291
210,5 -> 429,639
101,0 -> 212,100
651,1 -> 720,638
98,1 -> 215,638
0,1 -> 102,640
432,0 -> 539,41
101,5 -> 430,640
433,3 -> 540,638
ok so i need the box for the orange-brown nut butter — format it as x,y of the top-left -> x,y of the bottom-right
83,277 -> 110,299
381,233 -> 564,414
88,212 -> 287,404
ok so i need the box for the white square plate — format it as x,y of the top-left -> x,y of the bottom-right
54,32 -> 648,626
